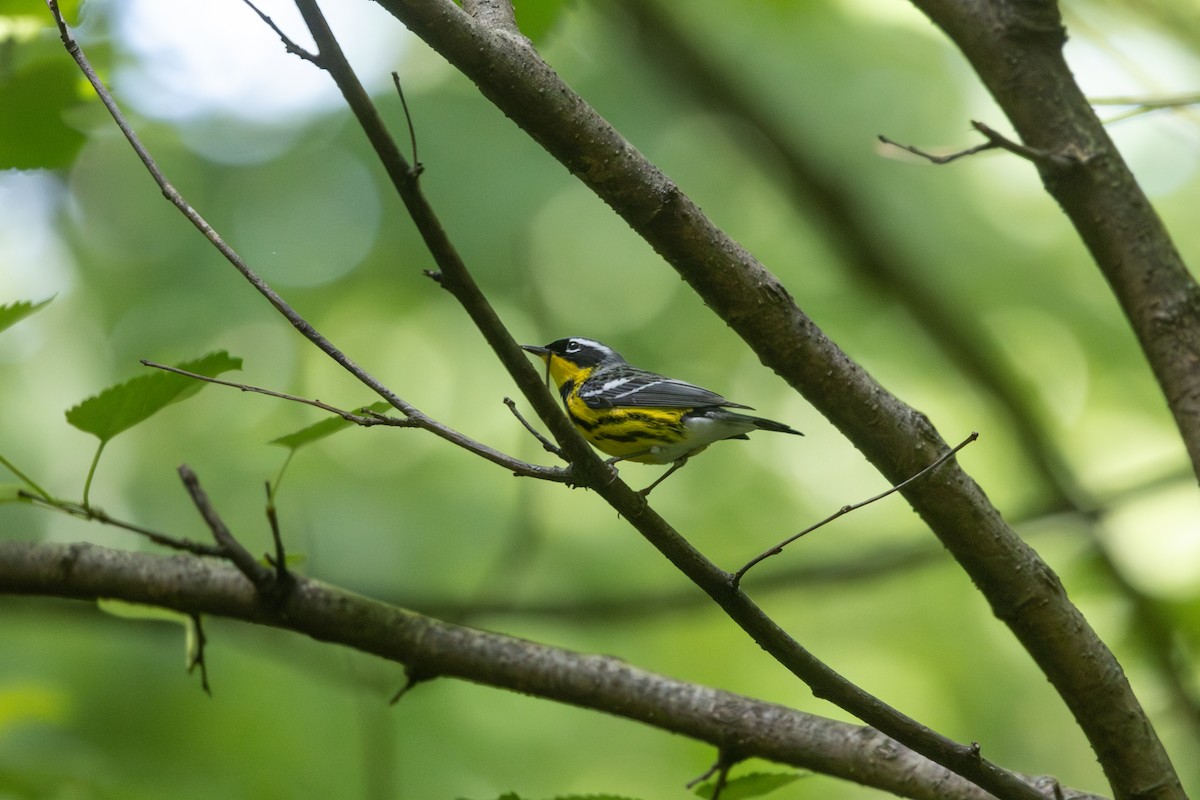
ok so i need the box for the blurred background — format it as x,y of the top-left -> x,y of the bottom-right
2,0 -> 1199,797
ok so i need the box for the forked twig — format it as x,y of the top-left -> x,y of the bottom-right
732,432 -> 979,587
880,121 -> 1087,169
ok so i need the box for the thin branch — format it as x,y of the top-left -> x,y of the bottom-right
46,1 -> 560,486
969,120 -> 1091,168
140,360 -> 568,482
732,432 -> 978,587
0,453 -> 53,502
18,490 -> 226,557
877,134 -> 999,164
879,122 -> 1086,169
390,72 -> 423,177
241,0 -> 321,63
142,360 -> 397,424
1088,91 -> 1200,108
188,612 -> 212,696
504,396 -> 564,459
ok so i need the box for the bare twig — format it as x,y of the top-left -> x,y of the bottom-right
880,122 -> 1087,169
877,134 -> 999,164
188,612 -> 212,696
504,396 -> 563,459
241,0 -> 321,63
178,465 -> 273,591
141,360 -> 401,426
733,433 -> 979,588
263,481 -> 292,591
18,489 -> 226,557
391,72 -> 423,177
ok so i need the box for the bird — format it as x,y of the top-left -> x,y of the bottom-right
521,337 -> 802,495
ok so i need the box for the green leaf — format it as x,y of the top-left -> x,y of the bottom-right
693,772 -> 804,800
0,58 -> 88,170
512,0 -> 571,42
65,351 -> 242,443
268,401 -> 392,450
0,297 -> 53,335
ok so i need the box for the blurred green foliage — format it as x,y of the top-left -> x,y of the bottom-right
2,0 -> 1199,798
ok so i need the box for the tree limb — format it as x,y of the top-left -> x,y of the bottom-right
285,4 -> 1045,797
367,0 -> 1182,797
0,539 -> 1107,800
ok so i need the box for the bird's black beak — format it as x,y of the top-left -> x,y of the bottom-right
521,344 -> 553,388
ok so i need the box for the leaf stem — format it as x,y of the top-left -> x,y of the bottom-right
82,440 -> 106,509
0,452 -> 54,502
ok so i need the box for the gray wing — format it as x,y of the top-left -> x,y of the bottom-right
578,368 -> 751,410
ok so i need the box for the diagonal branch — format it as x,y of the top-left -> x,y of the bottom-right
44,0 -> 567,486
364,1 -> 1181,797
285,3 -> 1045,799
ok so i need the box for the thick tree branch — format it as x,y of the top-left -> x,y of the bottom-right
367,1 -> 1181,798
911,0 -> 1200,494
284,5 -> 1045,798
610,2 -> 1200,758
0,540 -> 1106,800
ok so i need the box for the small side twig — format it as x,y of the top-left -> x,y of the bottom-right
141,360 -> 572,482
389,664 -> 436,705
18,490 -> 226,557
504,397 -> 564,459
391,72 -> 423,178
141,360 -> 404,427
732,432 -> 978,587
879,121 -> 1087,169
687,748 -> 740,799
188,612 -> 212,696
878,133 -> 997,165
263,481 -> 293,595
241,0 -> 322,64
178,465 -> 275,592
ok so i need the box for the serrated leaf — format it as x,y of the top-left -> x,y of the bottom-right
268,401 -> 392,450
694,772 -> 804,800
65,351 -> 242,443
0,297 -> 53,335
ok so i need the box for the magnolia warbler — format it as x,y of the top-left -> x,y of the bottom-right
522,337 -> 803,494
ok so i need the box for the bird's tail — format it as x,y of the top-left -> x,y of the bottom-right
717,409 -> 803,436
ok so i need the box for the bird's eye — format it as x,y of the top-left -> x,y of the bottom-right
566,340 -> 581,353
